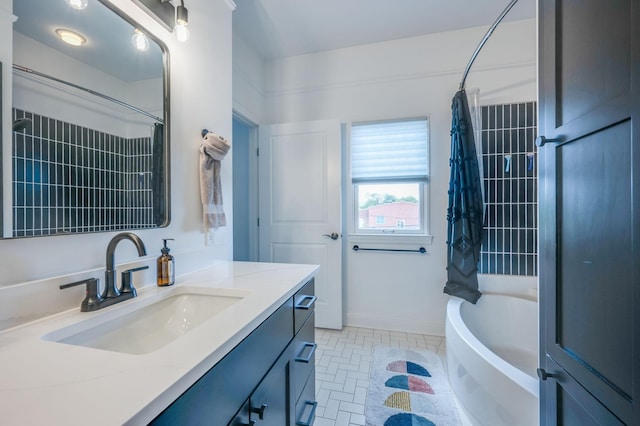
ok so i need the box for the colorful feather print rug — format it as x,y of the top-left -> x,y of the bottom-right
365,346 -> 462,426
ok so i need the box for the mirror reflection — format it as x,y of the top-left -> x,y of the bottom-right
9,0 -> 168,238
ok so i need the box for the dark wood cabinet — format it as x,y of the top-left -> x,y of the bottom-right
538,0 -> 639,424
151,279 -> 317,426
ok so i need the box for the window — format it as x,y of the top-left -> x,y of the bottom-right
351,118 -> 429,234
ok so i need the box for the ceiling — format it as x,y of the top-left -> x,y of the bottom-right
233,0 -> 537,60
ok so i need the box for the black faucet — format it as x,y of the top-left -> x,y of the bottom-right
60,232 -> 148,312
103,232 -> 147,299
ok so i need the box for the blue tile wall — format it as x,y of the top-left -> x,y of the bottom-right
479,102 -> 538,276
12,108 -> 155,237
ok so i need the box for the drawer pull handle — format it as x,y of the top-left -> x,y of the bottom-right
296,400 -> 317,426
295,342 -> 317,363
295,295 -> 316,310
251,403 -> 268,420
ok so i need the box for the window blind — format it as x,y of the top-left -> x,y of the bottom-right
351,119 -> 428,182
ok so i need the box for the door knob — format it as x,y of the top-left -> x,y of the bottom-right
322,232 -> 340,240
537,368 -> 558,381
535,135 -> 562,147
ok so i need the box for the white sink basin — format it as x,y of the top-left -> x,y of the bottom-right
42,286 -> 250,355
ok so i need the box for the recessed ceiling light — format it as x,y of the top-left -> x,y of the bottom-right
55,29 -> 87,46
66,0 -> 88,10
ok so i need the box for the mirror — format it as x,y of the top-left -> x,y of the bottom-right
8,0 -> 169,238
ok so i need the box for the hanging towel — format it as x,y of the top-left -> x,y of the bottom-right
199,131 -> 231,232
443,90 -> 484,304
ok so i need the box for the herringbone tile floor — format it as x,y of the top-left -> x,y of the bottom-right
313,326 -> 447,426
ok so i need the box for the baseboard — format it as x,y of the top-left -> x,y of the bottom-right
345,312 -> 444,337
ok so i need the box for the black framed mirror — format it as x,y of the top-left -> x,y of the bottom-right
8,0 -> 169,238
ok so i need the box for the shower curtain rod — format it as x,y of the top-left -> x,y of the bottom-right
12,64 -> 164,124
459,0 -> 519,90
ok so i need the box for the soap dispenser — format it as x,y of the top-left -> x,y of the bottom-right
157,238 -> 175,286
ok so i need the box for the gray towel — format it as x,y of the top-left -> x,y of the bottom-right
199,131 -> 231,231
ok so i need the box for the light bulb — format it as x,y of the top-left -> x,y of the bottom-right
66,0 -> 88,10
173,22 -> 190,42
174,3 -> 190,42
131,29 -> 150,52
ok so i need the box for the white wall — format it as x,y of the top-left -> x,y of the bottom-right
232,34 -> 265,124
0,0 -> 235,288
234,18 -> 537,335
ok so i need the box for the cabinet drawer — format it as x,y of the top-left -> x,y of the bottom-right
292,311 -> 316,401
295,369 -> 317,426
294,279 -> 315,334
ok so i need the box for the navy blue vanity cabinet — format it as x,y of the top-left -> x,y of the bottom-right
150,297 -> 294,426
150,278 -> 317,426
292,279 -> 317,426
230,278 -> 317,426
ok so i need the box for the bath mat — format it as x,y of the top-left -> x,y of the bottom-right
365,346 -> 462,426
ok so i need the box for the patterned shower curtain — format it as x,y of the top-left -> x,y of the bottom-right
443,89 -> 484,304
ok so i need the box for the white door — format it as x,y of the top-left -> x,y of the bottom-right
258,120 -> 342,329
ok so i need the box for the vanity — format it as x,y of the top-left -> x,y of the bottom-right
0,261 -> 318,425
152,277 -> 317,426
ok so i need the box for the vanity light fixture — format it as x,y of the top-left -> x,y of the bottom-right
55,28 -> 87,46
133,0 -> 191,42
66,0 -> 88,10
171,0 -> 190,42
132,29 -> 150,52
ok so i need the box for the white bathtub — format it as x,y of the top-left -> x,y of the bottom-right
445,294 -> 539,426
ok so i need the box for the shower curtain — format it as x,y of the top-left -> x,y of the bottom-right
443,89 -> 484,304
152,123 -> 165,226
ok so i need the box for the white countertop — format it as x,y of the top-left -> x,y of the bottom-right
0,261 -> 318,425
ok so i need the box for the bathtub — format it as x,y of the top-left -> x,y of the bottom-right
445,294 -> 539,426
